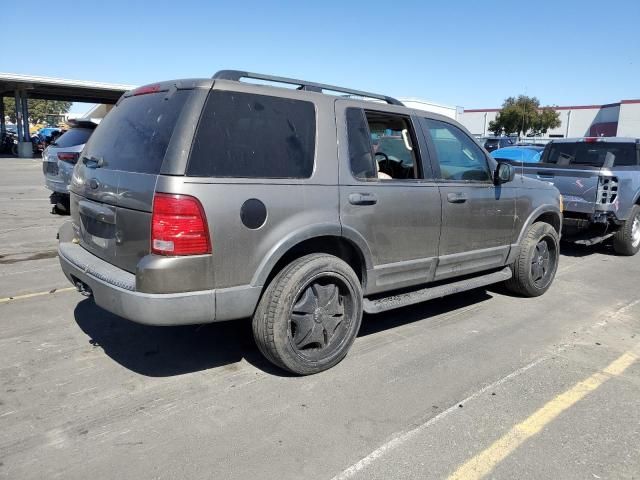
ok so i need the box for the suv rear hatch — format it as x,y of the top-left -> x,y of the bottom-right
70,81 -> 208,273
523,140 -> 638,214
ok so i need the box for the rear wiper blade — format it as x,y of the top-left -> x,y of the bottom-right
82,155 -> 104,168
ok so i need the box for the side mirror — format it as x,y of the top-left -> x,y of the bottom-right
495,162 -> 515,184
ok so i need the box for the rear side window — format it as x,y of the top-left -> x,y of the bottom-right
82,90 -> 190,174
53,128 -> 93,148
346,108 -> 376,179
187,91 -> 316,178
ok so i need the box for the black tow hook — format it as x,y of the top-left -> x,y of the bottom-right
75,281 -> 93,297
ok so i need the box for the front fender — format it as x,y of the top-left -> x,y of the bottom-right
516,205 -> 563,245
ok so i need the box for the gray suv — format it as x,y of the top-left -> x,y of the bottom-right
58,70 -> 562,374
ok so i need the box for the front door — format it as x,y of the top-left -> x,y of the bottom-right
420,118 -> 517,280
337,101 -> 441,295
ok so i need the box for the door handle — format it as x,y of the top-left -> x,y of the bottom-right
536,171 -> 554,179
348,192 -> 378,206
447,192 -> 467,204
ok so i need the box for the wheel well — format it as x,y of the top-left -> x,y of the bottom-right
265,236 -> 366,289
534,211 -> 561,233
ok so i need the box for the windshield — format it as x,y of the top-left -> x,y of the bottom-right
542,142 -> 638,167
82,90 -> 190,174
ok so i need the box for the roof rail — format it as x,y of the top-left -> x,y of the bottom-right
213,70 -> 404,106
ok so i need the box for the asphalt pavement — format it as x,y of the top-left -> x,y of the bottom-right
1,156 -> 639,480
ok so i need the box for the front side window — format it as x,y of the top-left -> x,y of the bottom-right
423,119 -> 491,181
188,91 -> 316,178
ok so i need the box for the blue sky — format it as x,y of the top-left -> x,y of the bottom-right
2,0 -> 639,113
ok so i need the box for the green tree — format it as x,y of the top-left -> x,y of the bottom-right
488,95 -> 560,137
2,97 -> 72,124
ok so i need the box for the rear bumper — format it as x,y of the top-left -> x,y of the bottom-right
58,232 -> 261,326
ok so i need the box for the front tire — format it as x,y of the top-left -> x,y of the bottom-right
613,205 -> 640,256
252,254 -> 363,375
505,222 -> 560,297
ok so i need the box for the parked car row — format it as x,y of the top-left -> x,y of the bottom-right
42,120 -> 98,213
51,71 -> 639,375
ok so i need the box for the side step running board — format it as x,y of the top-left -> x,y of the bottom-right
363,267 -> 512,314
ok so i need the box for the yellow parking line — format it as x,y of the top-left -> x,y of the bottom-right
447,349 -> 639,480
0,287 -> 76,304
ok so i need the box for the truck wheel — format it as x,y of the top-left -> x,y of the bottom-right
613,205 -> 640,256
252,253 -> 363,375
505,222 -> 559,297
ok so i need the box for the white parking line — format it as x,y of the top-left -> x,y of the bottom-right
0,287 -> 76,304
330,355 -> 549,480
331,296 -> 640,480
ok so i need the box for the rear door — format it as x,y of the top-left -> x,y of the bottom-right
71,84 -> 205,272
337,101 -> 441,295
420,118 -> 516,280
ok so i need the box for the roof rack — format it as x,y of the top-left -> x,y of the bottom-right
213,70 -> 404,106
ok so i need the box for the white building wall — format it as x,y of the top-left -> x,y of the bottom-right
617,102 -> 640,137
459,111 -> 498,136
459,103 -> 633,139
400,98 -> 459,120
558,105 -> 620,137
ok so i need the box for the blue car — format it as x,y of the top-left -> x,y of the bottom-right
38,127 -> 61,140
491,145 -> 544,164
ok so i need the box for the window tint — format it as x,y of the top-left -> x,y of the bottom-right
542,142 -> 638,167
53,128 -> 93,148
424,119 -> 491,181
346,108 -> 376,179
82,90 -> 189,174
188,91 -> 316,178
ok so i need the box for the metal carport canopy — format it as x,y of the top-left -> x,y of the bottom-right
0,72 -> 135,104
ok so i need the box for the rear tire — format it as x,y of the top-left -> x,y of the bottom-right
505,222 -> 559,297
252,253 -> 363,375
612,205 -> 640,256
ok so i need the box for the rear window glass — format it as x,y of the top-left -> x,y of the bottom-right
542,142 -> 638,167
52,128 -> 93,148
81,90 -> 189,174
187,91 -> 316,178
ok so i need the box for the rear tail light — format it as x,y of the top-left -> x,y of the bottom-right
57,152 -> 79,164
151,193 -> 211,255
597,176 -> 618,204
